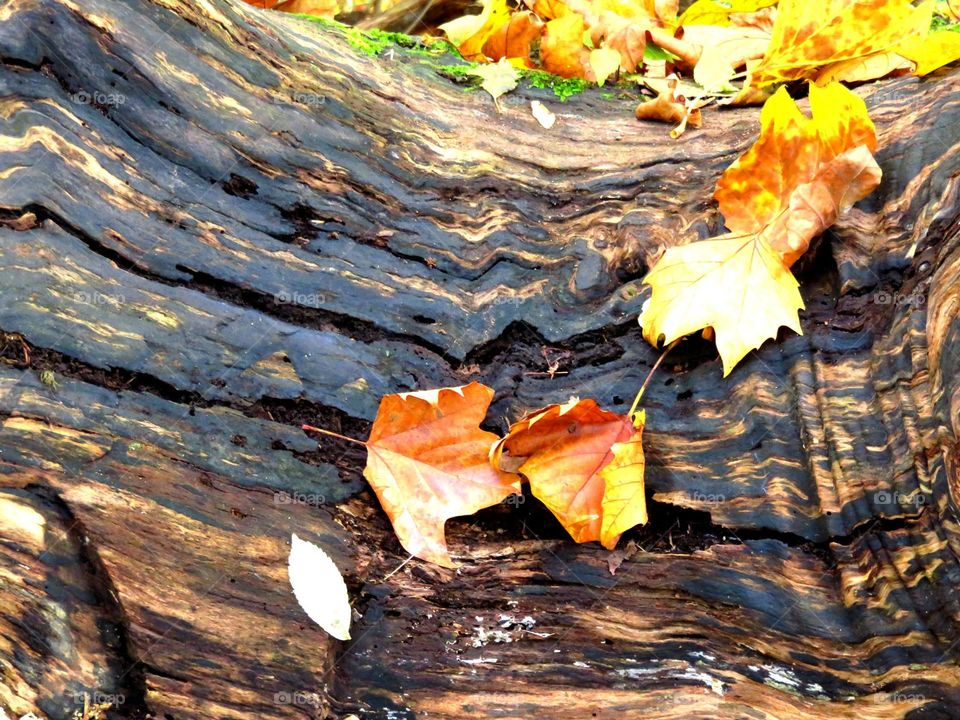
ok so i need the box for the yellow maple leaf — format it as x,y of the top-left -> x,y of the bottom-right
896,29 -> 960,75
750,0 -> 933,88
639,232 -> 804,376
599,411 -> 646,549
679,0 -> 777,27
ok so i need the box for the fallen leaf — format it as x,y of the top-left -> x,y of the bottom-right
679,0 -> 777,26
468,58 -> 522,106
599,411 -> 647,548
813,51 -> 914,85
896,29 -> 960,75
635,75 -> 704,137
531,99 -> 558,128
363,383 -> 520,567
641,82 -> 881,374
715,83 -> 880,265
482,11 -> 545,65
524,0 -> 572,20
492,398 -> 646,546
541,13 -> 591,77
441,0 -> 512,62
685,24 -> 771,92
639,231 -> 804,376
288,533 -> 352,640
591,12 -> 649,72
590,46 -> 623,84
750,0 -> 932,88
729,4 -> 777,32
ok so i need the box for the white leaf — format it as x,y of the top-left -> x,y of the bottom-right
288,533 -> 351,640
531,100 -> 556,129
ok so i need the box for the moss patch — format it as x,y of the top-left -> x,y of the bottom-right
290,15 -> 593,101
932,15 -> 960,32
291,15 -> 455,56
521,69 -> 590,101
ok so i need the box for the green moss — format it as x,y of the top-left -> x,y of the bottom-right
432,62 -> 474,78
291,15 -> 455,56
521,69 -> 590,101
932,14 -> 960,32
291,14 -> 595,101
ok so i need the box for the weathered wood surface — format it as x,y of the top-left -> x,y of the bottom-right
0,0 -> 958,717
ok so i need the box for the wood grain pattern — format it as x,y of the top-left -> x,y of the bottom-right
0,0 -> 958,717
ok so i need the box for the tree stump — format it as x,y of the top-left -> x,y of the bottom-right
0,0 -> 959,718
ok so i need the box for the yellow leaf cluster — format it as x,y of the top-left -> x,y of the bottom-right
640,83 -> 881,375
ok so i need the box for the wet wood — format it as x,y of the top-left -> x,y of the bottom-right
0,0 -> 959,718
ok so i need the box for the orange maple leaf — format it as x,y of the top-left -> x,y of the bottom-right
363,382 -> 520,567
492,398 -> 647,548
714,82 -> 880,266
482,11 -> 544,65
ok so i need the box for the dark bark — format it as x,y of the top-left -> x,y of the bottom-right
0,0 -> 959,718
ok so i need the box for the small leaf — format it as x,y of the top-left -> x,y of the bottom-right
685,24 -> 770,92
541,13 -> 591,78
531,99 -> 558,128
288,533 -> 351,640
468,59 -> 522,104
482,11 -> 545,65
590,46 -> 622,84
441,0 -> 512,61
635,75 -> 705,137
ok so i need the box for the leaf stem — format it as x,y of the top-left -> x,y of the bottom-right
301,423 -> 367,447
629,339 -> 681,418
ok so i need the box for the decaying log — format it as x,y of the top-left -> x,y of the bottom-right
0,0 -> 959,717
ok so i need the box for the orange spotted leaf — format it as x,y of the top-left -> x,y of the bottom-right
750,0 -> 932,88
715,82 -> 880,266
